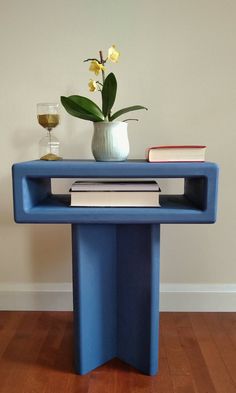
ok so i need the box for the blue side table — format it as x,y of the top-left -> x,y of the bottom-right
12,160 -> 218,375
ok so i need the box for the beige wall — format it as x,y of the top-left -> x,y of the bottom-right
0,0 -> 235,305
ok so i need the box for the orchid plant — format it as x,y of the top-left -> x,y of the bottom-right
61,45 -> 147,122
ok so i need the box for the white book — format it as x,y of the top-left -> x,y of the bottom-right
70,191 -> 160,207
70,180 -> 161,192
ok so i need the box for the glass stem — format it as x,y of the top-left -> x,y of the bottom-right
48,129 -> 52,154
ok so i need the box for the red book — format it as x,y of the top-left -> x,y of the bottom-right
146,145 -> 206,163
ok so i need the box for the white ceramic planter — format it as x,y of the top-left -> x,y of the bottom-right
92,121 -> 129,161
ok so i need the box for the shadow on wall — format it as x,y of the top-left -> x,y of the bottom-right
1,174 -> 15,226
1,127 -> 37,226
29,224 -> 72,283
1,171 -> 72,284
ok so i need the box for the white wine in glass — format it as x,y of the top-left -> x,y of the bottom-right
37,103 -> 62,160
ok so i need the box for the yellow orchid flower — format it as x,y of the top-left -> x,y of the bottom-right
88,79 -> 98,92
89,60 -> 105,75
108,45 -> 120,63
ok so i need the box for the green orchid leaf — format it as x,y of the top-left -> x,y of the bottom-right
61,96 -> 104,122
109,105 -> 148,121
61,97 -> 100,121
68,95 -> 104,120
102,73 -> 117,118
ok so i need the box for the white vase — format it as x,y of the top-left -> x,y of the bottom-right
92,121 -> 130,161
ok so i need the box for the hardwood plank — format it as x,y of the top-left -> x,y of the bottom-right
219,312 -> 236,348
104,359 -> 132,393
21,312 -> 71,393
0,312 -> 25,357
150,325 -> 175,393
88,367 -> 117,393
172,312 -> 193,329
161,312 -> 192,376
190,313 -> 236,393
151,355 -> 175,393
0,312 -> 42,392
161,313 -> 199,393
177,317 -> 217,393
42,313 -> 90,393
67,374 -> 90,393
202,313 -> 236,388
86,359 -> 132,393
0,312 -> 51,393
43,314 -> 78,393
114,369 -> 131,393
172,375 -> 198,393
0,312 -> 15,331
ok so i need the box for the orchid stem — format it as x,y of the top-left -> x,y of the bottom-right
99,50 -> 105,84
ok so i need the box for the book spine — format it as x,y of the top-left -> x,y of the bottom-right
147,159 -> 205,163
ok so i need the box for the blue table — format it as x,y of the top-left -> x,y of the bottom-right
12,160 -> 218,375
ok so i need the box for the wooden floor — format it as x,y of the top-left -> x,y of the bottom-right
0,312 -> 235,393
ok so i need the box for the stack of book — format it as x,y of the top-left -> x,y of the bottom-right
70,180 -> 161,207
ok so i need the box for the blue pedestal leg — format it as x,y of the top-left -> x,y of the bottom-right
117,224 -> 160,375
72,223 -> 160,375
72,224 -> 117,375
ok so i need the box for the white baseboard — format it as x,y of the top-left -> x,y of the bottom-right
160,284 -> 236,311
0,283 -> 235,311
0,283 -> 73,311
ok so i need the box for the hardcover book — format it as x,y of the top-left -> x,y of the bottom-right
146,145 -> 206,162
70,191 -> 160,207
71,180 -> 161,192
70,180 -> 161,207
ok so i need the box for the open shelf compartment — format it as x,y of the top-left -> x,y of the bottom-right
12,160 -> 219,224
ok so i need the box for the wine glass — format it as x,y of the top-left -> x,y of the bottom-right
37,103 -> 62,160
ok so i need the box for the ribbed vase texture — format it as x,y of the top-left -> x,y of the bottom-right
92,121 -> 129,162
